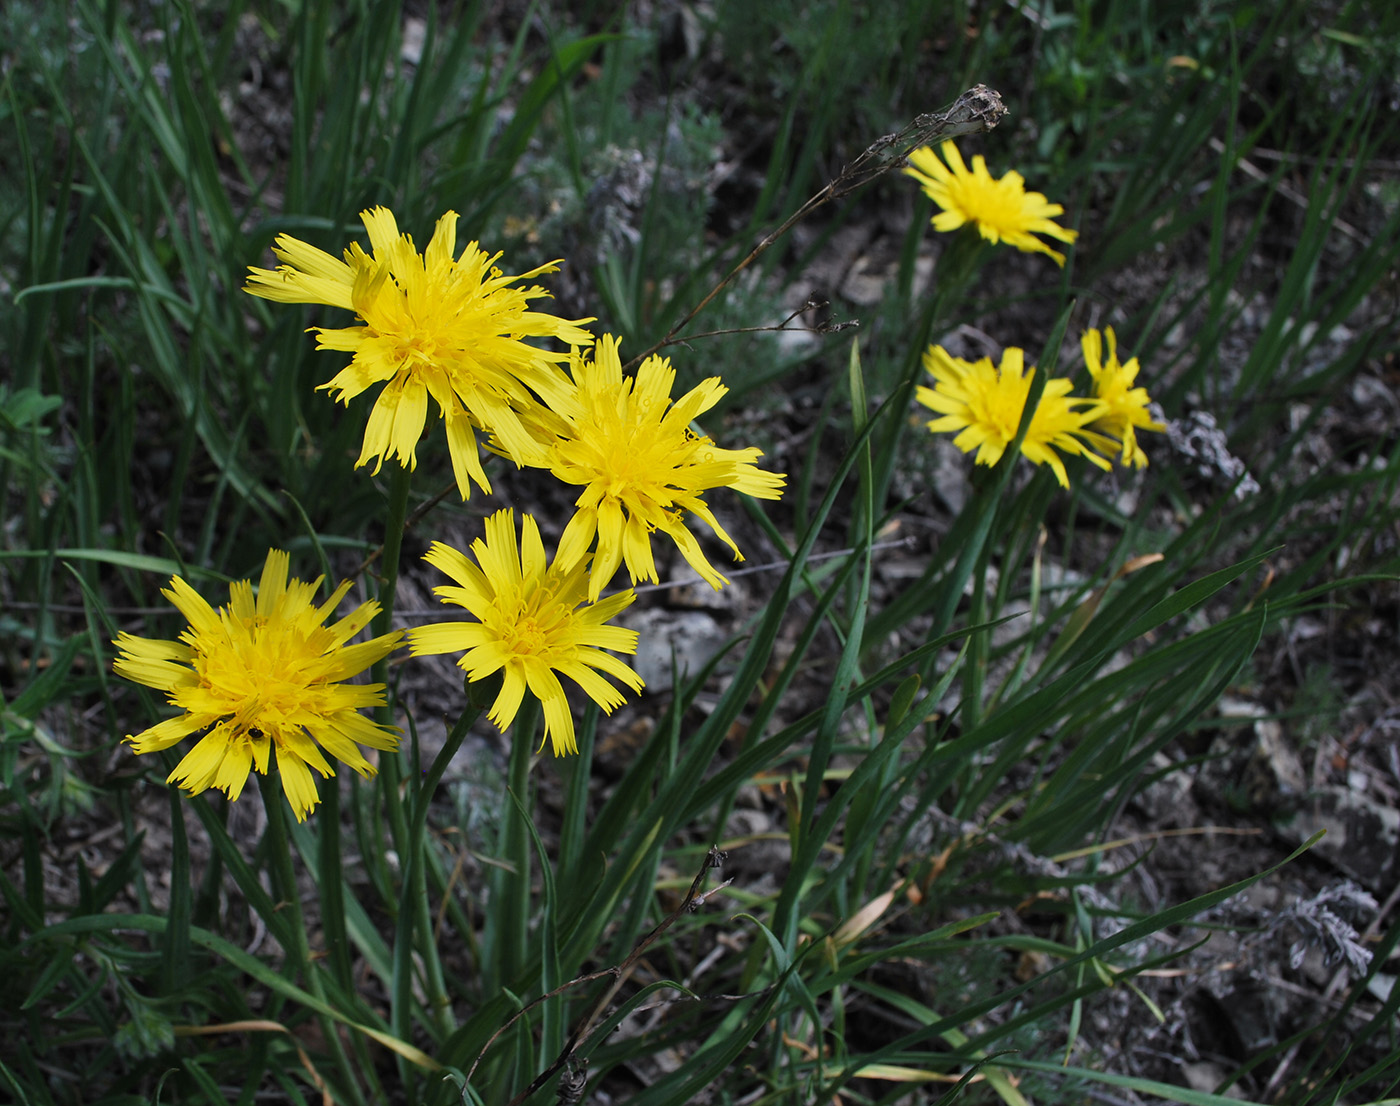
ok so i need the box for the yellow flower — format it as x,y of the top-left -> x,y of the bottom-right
113,551 -> 403,822
916,344 -> 1111,487
533,334 -> 785,601
244,207 -> 594,498
407,510 -> 644,757
1081,327 -> 1165,468
904,141 -> 1078,266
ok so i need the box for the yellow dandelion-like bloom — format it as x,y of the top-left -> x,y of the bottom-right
407,510 -> 644,757
113,551 -> 404,822
904,141 -> 1078,266
916,344 -> 1111,488
535,334 -> 785,601
1081,327 -> 1165,468
244,206 -> 594,498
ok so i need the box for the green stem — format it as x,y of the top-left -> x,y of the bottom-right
963,533 -> 993,734
394,698 -> 483,1044
492,695 -> 538,994
258,772 -> 366,1106
373,463 -> 412,638
258,773 -> 314,977
370,463 -> 413,1090
372,463 -> 412,863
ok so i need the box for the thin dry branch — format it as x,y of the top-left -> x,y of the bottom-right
622,84 -> 1009,371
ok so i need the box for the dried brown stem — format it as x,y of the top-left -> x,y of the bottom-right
666,295 -> 858,347
622,85 -> 1008,372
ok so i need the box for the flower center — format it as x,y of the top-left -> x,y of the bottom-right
192,617 -> 318,729
396,326 -> 439,366
591,414 -> 693,506
507,615 -> 549,657
969,381 -> 1025,445
955,180 -> 1018,232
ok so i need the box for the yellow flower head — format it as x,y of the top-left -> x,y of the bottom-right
407,510 -> 644,757
1081,327 -> 1165,468
916,344 -> 1111,488
244,206 -> 594,498
533,334 -> 785,601
904,141 -> 1078,266
113,551 -> 404,822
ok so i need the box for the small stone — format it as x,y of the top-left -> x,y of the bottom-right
1283,786 -> 1400,892
620,608 -> 729,693
1182,1061 -> 1248,1099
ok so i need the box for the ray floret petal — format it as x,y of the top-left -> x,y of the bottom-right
1081,326 -> 1166,468
113,550 -> 404,822
529,333 -> 785,601
407,510 -> 644,757
904,140 -> 1078,266
916,343 -> 1111,488
244,206 -> 595,498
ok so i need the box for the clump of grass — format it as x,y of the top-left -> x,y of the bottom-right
4,3 -> 1400,1106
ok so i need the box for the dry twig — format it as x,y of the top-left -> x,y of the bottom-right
622,85 -> 1009,371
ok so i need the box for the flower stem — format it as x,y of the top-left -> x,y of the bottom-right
258,773 -> 314,971
488,694 -> 538,996
373,462 -> 413,637
368,463 -> 414,1089
258,771 -> 367,1106
372,463 -> 412,860
394,698 -> 483,1046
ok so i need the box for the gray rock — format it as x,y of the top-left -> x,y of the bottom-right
1283,786 -> 1399,892
621,607 -> 730,693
